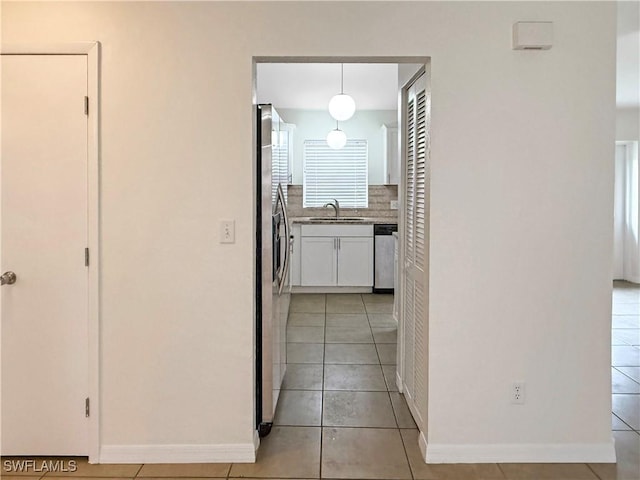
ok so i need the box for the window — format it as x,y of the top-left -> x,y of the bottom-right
303,139 -> 368,208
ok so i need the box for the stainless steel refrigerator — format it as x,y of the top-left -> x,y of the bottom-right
256,104 -> 291,437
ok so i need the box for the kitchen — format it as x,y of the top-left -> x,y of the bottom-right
254,62 -> 418,440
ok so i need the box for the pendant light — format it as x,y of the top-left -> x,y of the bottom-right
327,121 -> 347,149
328,64 -> 356,122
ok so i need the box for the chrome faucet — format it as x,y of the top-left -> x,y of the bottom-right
323,199 -> 340,219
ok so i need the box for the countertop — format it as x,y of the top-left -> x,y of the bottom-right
290,216 -> 398,225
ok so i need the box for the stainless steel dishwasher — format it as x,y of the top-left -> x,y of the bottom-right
373,223 -> 398,293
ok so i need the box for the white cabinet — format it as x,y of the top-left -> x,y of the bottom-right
337,237 -> 373,286
300,237 -> 336,286
299,224 -> 373,287
272,117 -> 294,194
382,124 -> 399,185
280,122 -> 295,184
290,223 -> 301,286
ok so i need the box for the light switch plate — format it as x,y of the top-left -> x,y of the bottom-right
220,220 -> 235,244
390,200 -> 398,210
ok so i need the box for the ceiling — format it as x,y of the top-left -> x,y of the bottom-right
257,63 -> 399,111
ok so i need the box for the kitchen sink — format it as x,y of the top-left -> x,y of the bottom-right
307,217 -> 367,222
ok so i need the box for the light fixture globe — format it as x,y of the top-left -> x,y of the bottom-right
328,93 -> 356,121
326,128 -> 347,149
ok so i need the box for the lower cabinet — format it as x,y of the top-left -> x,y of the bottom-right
300,237 -> 337,286
299,224 -> 373,287
336,237 -> 373,286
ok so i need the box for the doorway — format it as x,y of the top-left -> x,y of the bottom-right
249,58 -> 429,473
613,141 -> 640,284
0,44 -> 100,459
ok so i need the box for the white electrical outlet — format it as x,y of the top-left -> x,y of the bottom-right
512,382 -> 525,404
220,220 -> 235,244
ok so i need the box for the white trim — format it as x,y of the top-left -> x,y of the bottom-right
423,440 -> 616,464
1,43 -> 98,54
2,42 -> 102,464
253,430 -> 260,452
86,41 -> 102,465
100,443 -> 257,464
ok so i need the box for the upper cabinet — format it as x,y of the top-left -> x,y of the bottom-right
280,122 -> 295,185
381,124 -> 399,185
271,110 -> 294,199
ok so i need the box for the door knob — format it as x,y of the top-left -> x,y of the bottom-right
1,271 -> 17,286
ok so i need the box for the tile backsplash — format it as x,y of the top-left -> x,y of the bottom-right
287,185 -> 399,220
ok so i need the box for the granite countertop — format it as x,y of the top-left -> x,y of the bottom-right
290,216 -> 398,225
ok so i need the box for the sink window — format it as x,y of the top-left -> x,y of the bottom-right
303,139 -> 368,208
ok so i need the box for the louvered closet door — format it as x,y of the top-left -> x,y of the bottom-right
402,72 -> 429,429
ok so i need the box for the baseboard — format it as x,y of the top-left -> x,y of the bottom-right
424,440 -> 616,463
99,442 -> 257,464
253,430 -> 260,453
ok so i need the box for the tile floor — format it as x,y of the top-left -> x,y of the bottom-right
3,284 -> 639,479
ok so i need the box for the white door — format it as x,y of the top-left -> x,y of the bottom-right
401,71 -> 429,429
1,54 -> 89,455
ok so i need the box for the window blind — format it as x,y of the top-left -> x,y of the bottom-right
303,139 -> 368,208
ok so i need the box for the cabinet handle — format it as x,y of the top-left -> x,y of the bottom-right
338,238 -> 341,249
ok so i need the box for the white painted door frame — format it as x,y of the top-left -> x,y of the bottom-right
0,42 -> 101,462
253,57 -> 429,447
613,141 -> 640,283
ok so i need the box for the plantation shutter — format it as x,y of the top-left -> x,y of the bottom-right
303,140 -> 368,208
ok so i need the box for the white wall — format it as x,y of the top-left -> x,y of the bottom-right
1,0 -> 617,463
277,109 -> 397,185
